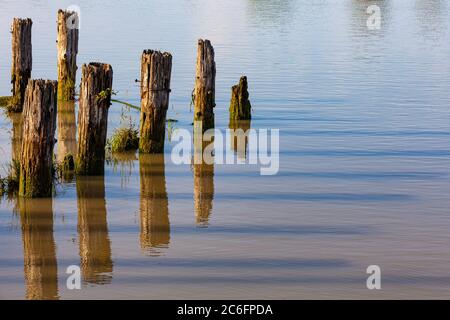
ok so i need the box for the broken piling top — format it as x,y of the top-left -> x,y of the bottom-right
229,76 -> 251,120
194,39 -> 216,131
19,79 -> 58,198
9,18 -> 33,112
139,49 -> 173,154
57,9 -> 79,101
76,62 -> 113,176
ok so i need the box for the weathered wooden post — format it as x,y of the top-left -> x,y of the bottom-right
76,176 -> 113,284
139,154 -> 170,251
229,76 -> 251,120
193,39 -> 216,131
57,10 -> 79,101
9,18 -> 32,112
139,50 -> 172,153
19,80 -> 58,198
76,63 -> 113,175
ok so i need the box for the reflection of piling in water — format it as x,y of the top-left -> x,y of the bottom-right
229,119 -> 251,160
139,154 -> 170,253
76,176 -> 113,284
19,198 -> 58,300
193,130 -> 214,226
57,101 -> 77,182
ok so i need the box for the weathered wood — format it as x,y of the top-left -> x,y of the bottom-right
57,10 -> 79,101
229,76 -> 251,120
139,154 -> 170,251
76,63 -> 113,175
193,39 -> 216,131
57,101 -> 77,181
76,176 -> 113,284
19,80 -> 58,198
10,112 -> 23,180
193,134 -> 214,226
139,50 -> 172,153
19,198 -> 58,300
9,18 -> 32,112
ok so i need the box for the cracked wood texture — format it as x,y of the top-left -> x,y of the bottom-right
9,18 -> 32,112
139,50 -> 172,153
193,39 -> 216,131
19,80 -> 58,198
229,76 -> 251,120
76,63 -> 113,175
57,10 -> 79,101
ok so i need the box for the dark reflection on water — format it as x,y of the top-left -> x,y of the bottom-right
193,130 -> 215,227
139,154 -> 170,255
18,198 -> 58,300
76,176 -> 113,285
229,120 -> 251,160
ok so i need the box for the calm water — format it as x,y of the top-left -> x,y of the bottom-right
1,0 -> 450,299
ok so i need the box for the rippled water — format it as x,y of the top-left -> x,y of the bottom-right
1,0 -> 450,299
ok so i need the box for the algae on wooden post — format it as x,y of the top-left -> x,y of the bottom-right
139,50 -> 172,153
19,80 -> 58,198
229,76 -> 251,120
9,18 -> 32,112
193,39 -> 216,131
57,10 -> 79,101
76,63 -> 113,175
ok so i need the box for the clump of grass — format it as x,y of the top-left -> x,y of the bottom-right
0,160 -> 20,196
107,125 -> 139,153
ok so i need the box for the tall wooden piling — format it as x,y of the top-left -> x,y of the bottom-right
9,18 -> 32,112
139,50 -> 172,153
193,39 -> 216,131
19,80 -> 58,198
229,76 -> 251,120
76,63 -> 113,175
57,10 -> 79,101
57,101 -> 77,181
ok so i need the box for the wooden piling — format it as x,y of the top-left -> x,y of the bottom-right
76,63 -> 113,175
139,50 -> 172,153
229,76 -> 251,120
57,101 -> 77,181
19,80 -> 58,198
9,18 -> 32,112
57,10 -> 79,101
193,39 -> 216,131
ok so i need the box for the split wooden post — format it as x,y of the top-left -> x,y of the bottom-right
9,18 -> 32,112
57,10 -> 79,101
193,39 -> 216,131
229,76 -> 251,120
19,80 -> 58,198
76,63 -> 113,175
139,50 -> 172,153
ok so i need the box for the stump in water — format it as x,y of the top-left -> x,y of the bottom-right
19,80 -> 58,198
76,63 -> 113,175
57,10 -> 79,101
139,50 -> 172,153
193,39 -> 216,131
9,18 -> 32,112
229,76 -> 251,120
